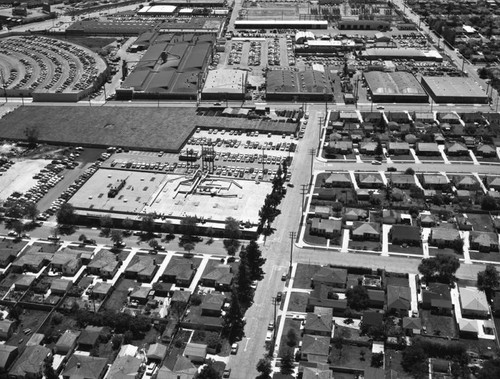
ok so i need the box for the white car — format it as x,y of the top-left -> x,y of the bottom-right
265,330 -> 273,341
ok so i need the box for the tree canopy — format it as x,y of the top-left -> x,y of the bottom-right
242,240 -> 266,281
56,203 -> 76,225
346,285 -> 369,311
418,253 -> 460,285
477,264 -> 499,299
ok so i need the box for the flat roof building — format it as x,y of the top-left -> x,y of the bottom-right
361,48 -> 443,62
201,69 -> 247,100
364,71 -> 428,103
266,69 -> 334,101
421,76 -> 489,104
235,20 -> 327,29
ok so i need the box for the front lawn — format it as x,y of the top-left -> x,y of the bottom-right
303,224 -> 328,247
278,318 -> 302,356
465,213 -> 494,232
420,310 -> 457,339
389,243 -> 424,255
469,251 -> 500,262
348,240 -> 382,252
293,263 -> 321,289
330,344 -> 372,370
287,292 -> 309,313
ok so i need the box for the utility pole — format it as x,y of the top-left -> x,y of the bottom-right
271,296 -> 278,344
308,148 -> 316,178
318,116 -> 324,146
300,184 -> 309,211
288,231 -> 296,275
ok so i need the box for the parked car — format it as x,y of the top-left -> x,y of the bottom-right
230,343 -> 238,354
48,235 -> 60,241
223,369 -> 231,378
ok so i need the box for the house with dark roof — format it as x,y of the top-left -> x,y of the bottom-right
429,227 -> 461,247
343,208 -> 368,221
421,283 -> 453,315
147,343 -> 168,362
125,255 -> 158,282
351,222 -> 381,241
78,326 -> 104,351
8,345 -> 51,379
303,311 -> 333,337
0,320 -> 14,340
51,248 -> 83,276
328,141 -> 353,155
130,287 -> 152,305
62,354 -> 108,379
14,275 -> 36,291
163,258 -> 197,287
91,282 -> 113,300
367,289 -> 385,309
310,218 -> 342,239
446,142 -> 469,156
55,330 -> 80,356
390,174 -> 416,189
200,292 -> 225,317
476,144 -> 497,158
469,231 -> 499,252
0,242 -> 22,268
389,225 -> 421,246
183,343 -> 207,364
455,175 -> 479,190
312,267 -> 347,289
0,344 -> 17,374
323,173 -> 352,188
422,174 -> 449,190
416,142 -> 440,156
171,290 -> 191,307
307,285 -> 348,314
200,264 -> 233,291
402,317 -> 421,336
50,278 -> 72,295
300,335 -> 330,363
11,248 -> 53,273
459,287 -> 489,318
387,285 -> 411,314
387,141 -> 410,155
362,311 -> 384,328
107,355 -> 142,379
358,173 -> 384,188
87,250 -> 121,279
157,355 -> 197,379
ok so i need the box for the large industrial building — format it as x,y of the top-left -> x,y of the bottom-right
420,76 -> 489,104
360,48 -> 443,62
234,20 -> 328,30
201,69 -> 247,100
266,69 -> 334,101
116,33 -> 214,100
364,71 -> 428,103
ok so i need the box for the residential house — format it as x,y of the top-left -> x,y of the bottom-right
55,330 -> 80,356
328,141 -> 353,155
157,355 -> 197,379
307,284 -> 348,315
402,317 -> 421,336
489,177 -> 500,191
26,333 -> 44,347
446,142 -> 469,156
312,188 -> 337,202
147,343 -> 167,362
78,326 -> 104,351
419,213 -> 437,228
163,259 -> 196,287
367,289 -> 385,309
130,287 -> 151,305
200,264 -> 233,291
476,144 -> 497,158
87,251 -> 121,279
422,174 -> 449,190
8,345 -> 51,379
456,190 -> 474,202
323,173 -> 352,188
91,282 -> 113,300
456,216 -> 473,231
421,283 -> 453,315
382,210 -> 402,225
107,355 -> 142,379
302,366 -> 333,379
300,335 -> 330,363
312,267 -> 347,289
459,287 -> 490,318
339,111 -> 359,122
429,227 -> 461,247
171,290 -> 191,308
0,344 -> 17,374
14,275 -> 35,291
390,174 -> 416,189
458,318 -> 479,339
313,205 -> 332,219
363,112 -> 384,125
362,311 -> 384,328
438,113 -> 460,124
200,292 -> 225,317
358,173 -> 384,188
416,142 -> 440,156
460,112 -> 484,125
118,345 -> 138,358
351,222 -> 381,241
344,208 -> 368,221
183,343 -> 207,364
303,311 -> 333,337
469,231 -> 499,252
389,225 -> 421,246
11,248 -> 53,273
387,142 -> 410,155
0,245 -> 20,268
310,218 -> 342,239
62,355 -> 108,379
51,248 -> 83,276
0,320 -> 15,340
413,112 -> 435,124
125,255 -> 158,282
387,285 -> 411,314
455,176 -> 478,190
389,111 -> 410,124
50,279 -> 72,295
359,141 -> 378,155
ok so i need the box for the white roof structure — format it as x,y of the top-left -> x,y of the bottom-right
202,69 -> 247,95
138,5 -> 177,14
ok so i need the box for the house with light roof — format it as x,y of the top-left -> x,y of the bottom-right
459,287 -> 489,318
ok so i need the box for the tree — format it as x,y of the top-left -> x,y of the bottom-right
280,351 -> 294,375
78,234 -> 87,243
141,213 -> 155,234
11,220 -> 24,236
371,352 -> 384,368
222,296 -> 246,343
24,126 -> 39,149
482,195 -> 498,211
243,240 -> 266,281
477,358 -> 500,379
183,242 -> 195,253
223,217 -> 241,255
149,239 -> 159,250
401,343 -> 428,378
111,334 -> 123,350
418,254 -> 460,285
223,239 -> 241,256
57,203 -> 76,225
477,264 -> 499,300
256,358 -> 272,379
43,355 -> 58,379
374,140 -> 383,157
24,202 -> 39,222
8,305 -> 22,321
181,216 -> 198,238
405,167 -> 415,175
346,285 -> 370,311
100,215 -> 113,229
110,229 -> 123,247
206,333 -> 222,353
236,261 -> 253,307
286,328 -> 298,347
122,218 -> 134,230
196,359 -> 221,379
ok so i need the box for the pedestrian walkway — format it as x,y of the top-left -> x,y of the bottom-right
340,229 -> 350,253
188,255 -> 210,293
408,274 -> 419,314
421,228 -> 431,258
469,151 -> 480,165
459,230 -> 472,264
409,148 -> 421,164
473,172 -> 488,193
438,145 -> 450,164
381,224 -> 391,256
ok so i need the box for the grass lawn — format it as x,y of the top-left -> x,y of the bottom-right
292,263 -> 320,289
469,251 -> 500,262
348,240 -> 382,252
287,292 -> 309,313
102,278 -> 139,311
7,309 -> 50,348
303,224 -> 328,247
417,155 -> 444,162
330,344 -> 372,371
428,246 -> 461,258
386,349 -> 414,379
465,213 -> 494,232
448,156 -> 473,162
334,325 -> 370,345
278,318 -> 302,356
420,310 -> 457,339
459,338 -> 498,358
389,243 -> 424,255
390,154 -> 414,161
476,156 -> 500,163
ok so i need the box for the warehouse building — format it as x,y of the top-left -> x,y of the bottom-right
421,76 -> 489,104
235,20 -> 328,29
137,5 -> 177,15
338,19 -> 390,31
360,48 -> 443,62
201,69 -> 247,100
364,71 -> 428,103
266,69 -> 333,101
